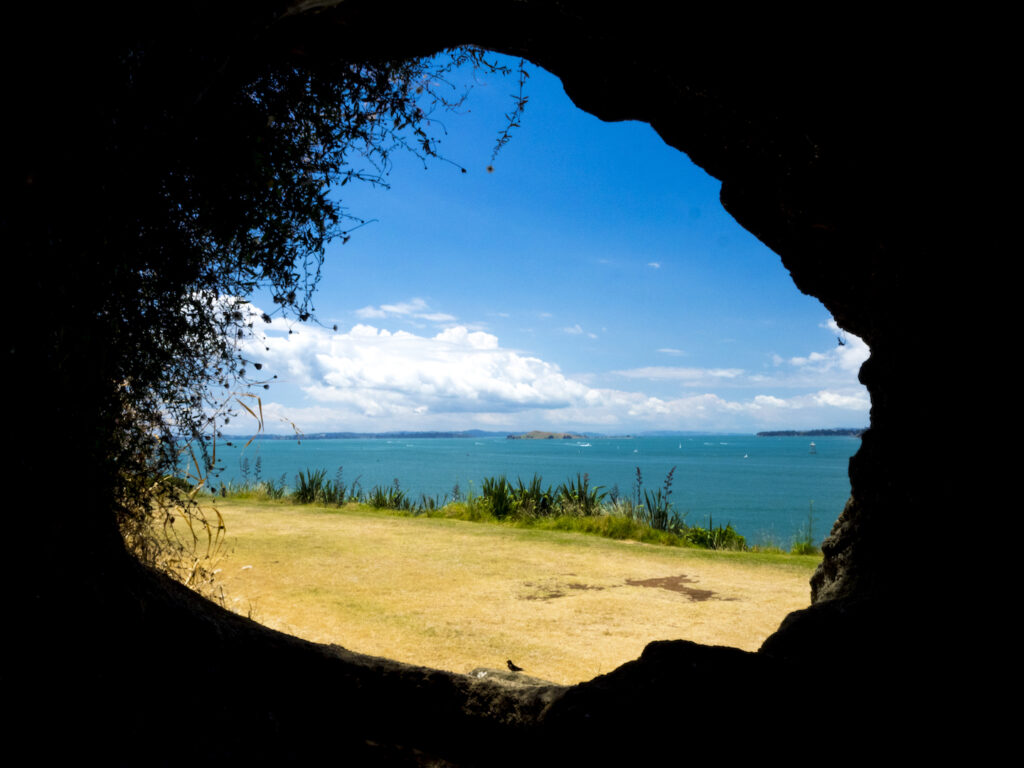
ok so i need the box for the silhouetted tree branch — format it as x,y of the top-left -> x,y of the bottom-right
4,3 -> 524,582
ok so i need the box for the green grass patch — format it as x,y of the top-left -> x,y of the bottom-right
209,466 -> 827,559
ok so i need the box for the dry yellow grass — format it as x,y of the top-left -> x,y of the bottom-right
210,499 -> 819,685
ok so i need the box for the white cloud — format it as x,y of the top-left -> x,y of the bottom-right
354,297 -> 456,324
790,352 -> 829,366
812,389 -> 871,410
381,298 -> 429,315
240,306 -> 871,433
647,262 -> 661,269
563,324 -> 598,339
613,366 -> 744,383
434,326 -> 499,350
354,305 -> 389,319
784,319 -> 869,374
247,317 -> 591,421
657,348 -> 686,357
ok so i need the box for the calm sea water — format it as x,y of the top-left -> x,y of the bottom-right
205,434 -> 858,547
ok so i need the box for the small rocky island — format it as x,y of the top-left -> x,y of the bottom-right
506,430 -> 587,440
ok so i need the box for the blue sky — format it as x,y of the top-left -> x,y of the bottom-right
238,55 -> 869,435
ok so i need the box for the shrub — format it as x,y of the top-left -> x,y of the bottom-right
685,517 -> 747,550
252,466 -> 763,554
633,466 -> 685,533
476,473 -> 558,520
294,468 -> 328,504
791,501 -> 819,555
512,474 -> 555,519
556,473 -> 606,517
367,479 -> 411,511
481,475 -> 516,519
416,493 -> 447,513
259,474 -> 288,500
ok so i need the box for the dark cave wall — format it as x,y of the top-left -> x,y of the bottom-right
9,1 -> 971,761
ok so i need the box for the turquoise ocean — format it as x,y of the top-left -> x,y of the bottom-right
207,434 -> 858,548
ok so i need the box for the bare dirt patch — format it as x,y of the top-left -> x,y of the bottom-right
624,574 -> 734,602
520,578 -> 608,601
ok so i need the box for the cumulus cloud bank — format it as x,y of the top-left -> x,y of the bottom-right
241,306 -> 870,432
248,318 -> 589,419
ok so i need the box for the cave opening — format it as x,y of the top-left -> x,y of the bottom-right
195,51 -> 870,685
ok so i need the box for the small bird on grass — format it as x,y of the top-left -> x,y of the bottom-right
506,659 -> 524,672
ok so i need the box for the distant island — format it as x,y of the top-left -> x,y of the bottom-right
756,428 -> 865,437
506,431 -> 588,440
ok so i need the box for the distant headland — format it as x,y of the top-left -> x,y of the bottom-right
224,429 -> 509,441
756,428 -> 865,437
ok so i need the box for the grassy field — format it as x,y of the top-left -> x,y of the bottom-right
208,498 -> 821,685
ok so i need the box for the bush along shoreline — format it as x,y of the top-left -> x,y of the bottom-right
211,463 -> 823,555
